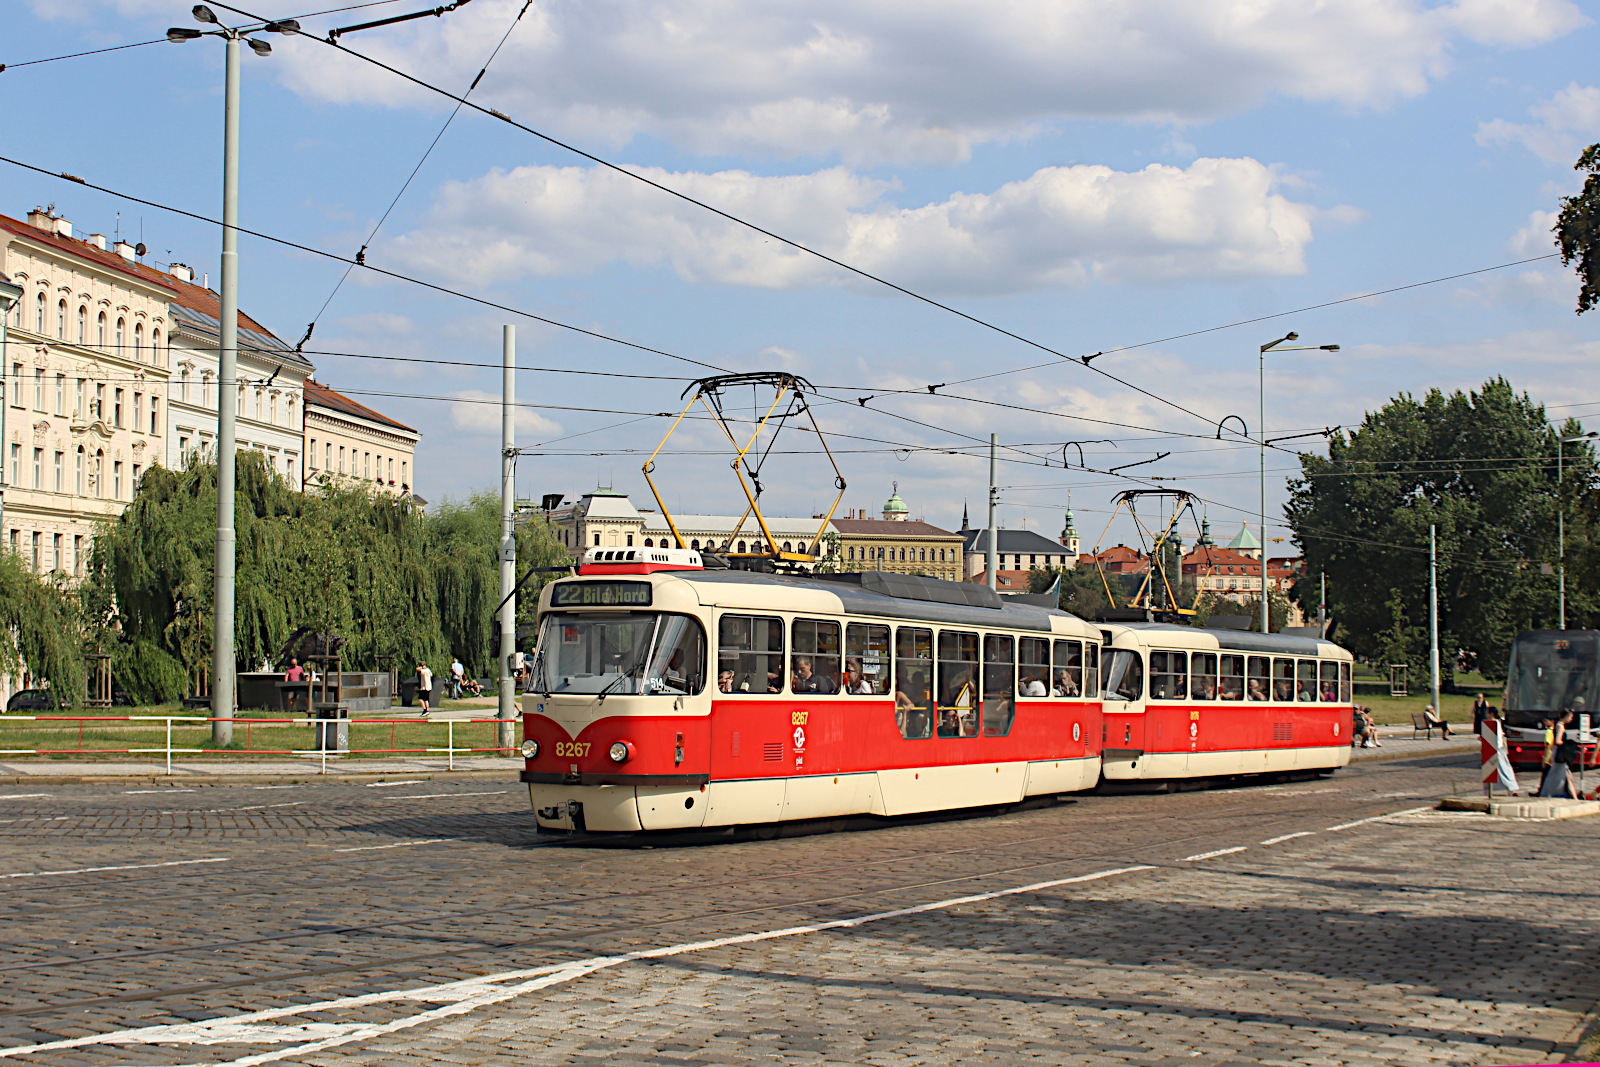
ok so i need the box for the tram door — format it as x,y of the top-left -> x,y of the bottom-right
1100,646 -> 1146,779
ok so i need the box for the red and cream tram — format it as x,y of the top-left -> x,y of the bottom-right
520,549 -> 1353,833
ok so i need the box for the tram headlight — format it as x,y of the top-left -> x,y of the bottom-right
521,739 -> 539,759
609,740 -> 633,764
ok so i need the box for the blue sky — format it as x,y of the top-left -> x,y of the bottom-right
5,0 -> 1599,552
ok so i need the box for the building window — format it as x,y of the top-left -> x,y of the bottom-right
53,533 -> 62,572
94,450 -> 103,497
286,456 -> 296,484
75,448 -> 84,495
593,533 -> 601,546
54,374 -> 64,416
626,534 -> 634,547
387,457 -> 393,481
32,532 -> 40,572
116,317 -> 125,352
202,373 -> 212,409
134,392 -> 143,431
133,463 -> 141,487
35,292 -> 44,333
73,535 -> 83,575
690,539 -> 700,550
400,460 -> 407,486
34,368 -> 44,411
95,383 -> 105,421
338,446 -> 345,473
134,322 -> 144,360
287,396 -> 296,425
97,311 -> 107,349
237,386 -> 245,416
150,397 -> 159,435
152,328 -> 162,367
77,305 -> 86,344
32,448 -> 42,489
364,452 -> 371,479
57,299 -> 66,339
180,369 -> 190,402
269,393 -> 278,424
113,460 -> 122,499
114,389 -> 124,427
309,438 -> 317,467
179,435 -> 189,460
9,362 -> 20,407
53,451 -> 62,492
7,442 -> 16,485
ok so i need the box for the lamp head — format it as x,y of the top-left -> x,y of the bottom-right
192,5 -> 218,24
1321,344 -> 1340,351
1285,332 -> 1299,342
266,19 -> 300,33
167,26 -> 203,41
248,37 -> 273,56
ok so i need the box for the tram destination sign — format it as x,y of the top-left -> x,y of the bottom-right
551,581 -> 653,608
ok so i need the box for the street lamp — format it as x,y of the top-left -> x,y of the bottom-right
1557,430 -> 1597,629
1259,332 -> 1339,634
0,273 -> 23,539
166,5 -> 284,746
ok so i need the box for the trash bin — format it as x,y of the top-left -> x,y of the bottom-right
313,703 -> 349,752
399,678 -> 419,707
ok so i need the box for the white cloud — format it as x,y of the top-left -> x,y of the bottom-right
257,0 -> 1585,165
448,389 -> 564,437
384,157 -> 1317,295
1509,208 -> 1559,257
1477,82 -> 1600,164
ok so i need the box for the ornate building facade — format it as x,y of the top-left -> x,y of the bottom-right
303,379 -> 420,499
1,208 -> 173,575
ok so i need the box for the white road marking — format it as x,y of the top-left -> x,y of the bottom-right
123,789 -> 196,794
333,840 -> 445,853
1179,846 -> 1247,862
0,794 -> 52,801
1259,831 -> 1315,846
251,786 -> 298,790
0,857 -> 229,880
234,803 -> 305,811
1258,788 -> 1341,796
381,791 -> 508,801
1325,806 -> 1432,831
0,864 -> 1157,1062
364,780 -> 426,788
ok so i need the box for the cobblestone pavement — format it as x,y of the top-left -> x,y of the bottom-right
0,751 -> 1592,1065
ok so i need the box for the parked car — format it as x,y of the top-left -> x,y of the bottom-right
5,689 -> 70,712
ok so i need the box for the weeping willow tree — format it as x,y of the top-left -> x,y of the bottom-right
91,456 -> 568,701
0,552 -> 85,702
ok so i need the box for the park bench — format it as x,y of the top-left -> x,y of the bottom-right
1412,711 -> 1440,739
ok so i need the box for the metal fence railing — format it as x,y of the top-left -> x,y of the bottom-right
0,715 -> 523,774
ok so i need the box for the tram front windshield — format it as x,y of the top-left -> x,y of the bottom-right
533,612 -> 706,696
1504,632 -> 1600,728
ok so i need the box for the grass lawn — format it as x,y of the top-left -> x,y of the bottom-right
1357,692 -> 1477,727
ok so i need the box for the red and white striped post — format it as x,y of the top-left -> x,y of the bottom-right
1482,719 -> 1519,797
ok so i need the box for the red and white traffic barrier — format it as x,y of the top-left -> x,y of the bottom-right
1482,719 -> 1520,796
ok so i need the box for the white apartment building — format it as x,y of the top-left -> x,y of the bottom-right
131,260 -> 312,483
303,379 -> 420,499
1,207 -> 173,576
547,488 -> 832,558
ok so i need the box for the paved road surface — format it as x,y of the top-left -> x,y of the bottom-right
0,750 -> 1592,1065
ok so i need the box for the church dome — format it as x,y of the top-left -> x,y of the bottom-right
882,482 -> 909,521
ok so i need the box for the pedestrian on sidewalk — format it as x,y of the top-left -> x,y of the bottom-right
417,661 -> 434,715
284,658 -> 304,683
1472,693 -> 1489,736
1538,710 -> 1578,798
449,657 -> 465,700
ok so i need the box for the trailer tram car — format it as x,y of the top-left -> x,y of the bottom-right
520,549 -> 1354,833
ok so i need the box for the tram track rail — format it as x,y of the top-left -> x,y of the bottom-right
0,764 -> 1450,1028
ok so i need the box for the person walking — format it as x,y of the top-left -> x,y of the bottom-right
449,657 -> 465,700
417,661 -> 434,715
1538,710 -> 1578,798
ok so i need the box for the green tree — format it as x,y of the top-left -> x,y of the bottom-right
1556,143 -> 1600,315
1284,378 -> 1596,681
1030,565 -> 1111,617
0,552 -> 85,703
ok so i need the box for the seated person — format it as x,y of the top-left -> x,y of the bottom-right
462,677 -> 483,697
1219,679 -> 1243,700
1052,668 -> 1078,697
1422,704 -> 1453,738
1352,707 -> 1380,748
717,669 -> 735,694
766,670 -> 782,694
1020,671 -> 1047,697
792,656 -> 838,694
1192,677 -> 1216,701
842,657 -> 875,694
1247,678 -> 1267,701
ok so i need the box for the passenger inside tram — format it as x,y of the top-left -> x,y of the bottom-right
717,669 -> 734,693
792,655 -> 839,694
1053,668 -> 1079,697
1247,677 -> 1268,700
842,657 -> 875,694
938,671 -> 979,737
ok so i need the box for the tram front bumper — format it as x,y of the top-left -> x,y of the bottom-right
524,772 -> 712,833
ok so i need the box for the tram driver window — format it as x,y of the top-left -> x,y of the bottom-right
1339,661 -> 1352,703
844,622 -> 891,695
1051,640 -> 1082,697
1273,658 -> 1296,702
1297,660 -> 1318,702
937,631 -> 980,737
982,634 -> 1015,736
1018,637 -> 1049,696
1319,661 -> 1339,702
1218,654 -> 1245,700
1191,652 -> 1218,701
791,619 -> 841,694
1102,648 -> 1143,702
1247,656 -> 1270,700
644,615 -> 707,695
1149,651 -> 1188,700
894,627 -> 934,739
718,615 -> 784,694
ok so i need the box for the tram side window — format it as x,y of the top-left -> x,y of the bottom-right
1247,656 -> 1270,701
792,619 -> 842,694
1272,658 -> 1296,702
895,627 -> 935,739
1319,661 -> 1339,702
1102,648 -> 1144,702
718,614 -> 784,694
1339,661 -> 1352,703
1085,644 -> 1099,698
844,622 -> 891,695
1149,650 -> 1188,700
937,631 -> 980,737
1295,659 -> 1317,702
1052,640 -> 1083,697
1191,652 -> 1218,701
982,635 -> 1015,737
1219,654 -> 1245,700
1018,638 -> 1049,696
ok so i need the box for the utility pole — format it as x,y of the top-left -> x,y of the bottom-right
212,30 -> 242,747
0,275 -> 22,538
986,434 -> 998,592
498,325 -> 517,748
1429,524 -> 1441,719
1318,572 -> 1327,638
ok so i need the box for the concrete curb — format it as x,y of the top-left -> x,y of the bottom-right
0,769 -> 519,787
1348,741 -> 1478,764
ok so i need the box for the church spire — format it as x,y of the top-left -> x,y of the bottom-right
962,497 -> 969,531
